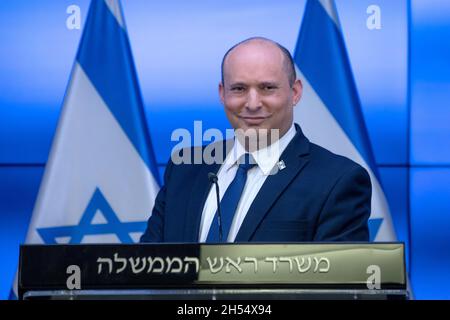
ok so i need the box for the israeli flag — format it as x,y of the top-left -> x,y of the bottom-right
293,0 -> 396,241
11,0 -> 159,297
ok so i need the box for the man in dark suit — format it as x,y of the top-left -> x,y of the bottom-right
141,37 -> 371,243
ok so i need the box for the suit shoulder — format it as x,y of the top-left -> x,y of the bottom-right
170,139 -> 232,166
169,145 -> 206,166
308,142 -> 368,175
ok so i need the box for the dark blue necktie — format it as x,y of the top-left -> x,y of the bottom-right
206,153 -> 256,242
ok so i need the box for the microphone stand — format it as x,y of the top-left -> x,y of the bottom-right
208,172 -> 223,242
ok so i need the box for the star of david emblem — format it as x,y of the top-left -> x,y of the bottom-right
37,188 -> 148,244
368,218 -> 383,241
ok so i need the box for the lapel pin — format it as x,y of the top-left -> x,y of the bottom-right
277,160 -> 286,171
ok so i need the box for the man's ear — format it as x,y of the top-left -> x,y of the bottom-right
292,79 -> 303,106
219,82 -> 225,105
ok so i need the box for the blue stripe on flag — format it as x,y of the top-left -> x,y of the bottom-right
294,0 -> 378,175
76,0 -> 159,178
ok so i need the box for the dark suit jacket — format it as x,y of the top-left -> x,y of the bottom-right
141,124 -> 371,243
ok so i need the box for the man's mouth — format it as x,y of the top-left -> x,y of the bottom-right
240,116 -> 269,125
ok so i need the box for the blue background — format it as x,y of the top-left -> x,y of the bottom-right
0,0 -> 449,299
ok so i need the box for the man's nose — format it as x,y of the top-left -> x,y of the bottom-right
245,88 -> 262,111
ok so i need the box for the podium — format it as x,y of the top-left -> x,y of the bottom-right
18,243 -> 408,300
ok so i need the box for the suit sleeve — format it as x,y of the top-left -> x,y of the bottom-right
313,164 -> 372,242
140,158 -> 175,243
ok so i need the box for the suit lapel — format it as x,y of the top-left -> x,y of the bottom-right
235,125 -> 310,241
183,140 -> 233,241
183,163 -> 220,241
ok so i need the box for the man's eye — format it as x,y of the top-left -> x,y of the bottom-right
230,87 -> 244,92
263,85 -> 277,90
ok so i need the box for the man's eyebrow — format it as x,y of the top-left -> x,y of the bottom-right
228,82 -> 247,87
259,81 -> 280,86
227,81 -> 280,87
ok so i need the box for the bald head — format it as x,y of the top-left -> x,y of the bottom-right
221,37 -> 296,87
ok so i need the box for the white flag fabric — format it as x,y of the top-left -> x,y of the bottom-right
12,0 -> 159,297
293,0 -> 396,241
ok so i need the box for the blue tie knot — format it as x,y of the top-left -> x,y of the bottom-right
238,153 -> 256,172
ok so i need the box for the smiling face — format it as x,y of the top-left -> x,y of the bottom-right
219,40 -> 302,142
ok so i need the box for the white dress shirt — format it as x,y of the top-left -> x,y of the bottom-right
198,123 -> 297,242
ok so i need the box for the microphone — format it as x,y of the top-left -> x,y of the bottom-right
208,172 -> 223,242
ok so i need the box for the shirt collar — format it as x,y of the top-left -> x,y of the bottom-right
224,123 -> 296,175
